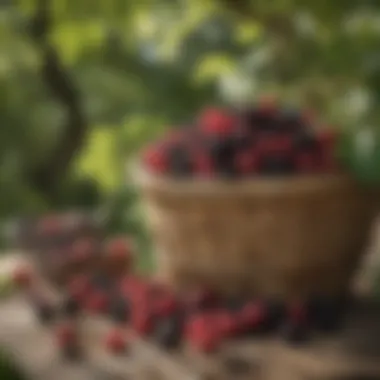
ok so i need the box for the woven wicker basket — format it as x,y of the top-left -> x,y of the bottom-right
132,163 -> 380,299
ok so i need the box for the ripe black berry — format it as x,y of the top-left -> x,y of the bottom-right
240,105 -> 277,132
280,108 -> 303,132
224,356 -> 252,376
258,154 -> 295,175
281,322 -> 310,345
168,145 -> 193,177
109,296 -> 130,323
262,300 -> 285,332
61,343 -> 82,361
36,302 -> 56,324
208,138 -> 238,178
308,295 -> 348,333
293,131 -> 318,152
61,296 -> 81,317
153,315 -> 183,349
91,273 -> 114,293
224,297 -> 245,312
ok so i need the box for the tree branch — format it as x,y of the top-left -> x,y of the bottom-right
28,0 -> 88,196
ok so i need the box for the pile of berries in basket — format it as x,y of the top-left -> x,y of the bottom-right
12,235 -> 350,359
142,98 -> 340,178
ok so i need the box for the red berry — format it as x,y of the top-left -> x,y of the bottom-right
196,333 -> 220,353
288,302 -> 308,324
317,130 -> 338,172
184,288 -> 217,311
258,135 -> 292,154
55,322 -> 77,347
142,144 -> 168,173
153,295 -> 178,318
186,314 -> 221,353
12,265 -> 33,288
70,238 -> 95,264
132,310 -> 153,336
85,291 -> 108,313
163,129 -> 188,145
38,216 -> 61,235
295,152 -> 318,173
317,129 -> 337,147
105,328 -> 127,354
106,237 -> 133,266
235,151 -> 258,175
120,275 -> 145,299
199,108 -> 236,136
194,153 -> 214,178
214,311 -> 238,338
239,302 -> 266,331
67,275 -> 91,301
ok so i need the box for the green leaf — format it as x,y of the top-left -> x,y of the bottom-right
193,54 -> 236,83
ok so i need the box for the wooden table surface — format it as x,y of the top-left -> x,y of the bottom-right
1,253 -> 380,380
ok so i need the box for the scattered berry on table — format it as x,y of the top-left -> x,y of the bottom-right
105,237 -> 133,264
224,297 -> 245,313
152,290 -> 179,318
55,321 -> 78,347
105,328 -> 127,354
186,313 -> 222,353
61,295 -> 81,318
288,301 -> 309,324
308,295 -> 348,333
280,321 -> 310,345
109,295 -> 131,324
37,216 -> 62,236
184,288 -> 218,313
12,265 -> 33,288
70,238 -> 96,265
153,314 -> 183,349
61,343 -> 82,361
85,290 -> 109,314
90,273 -> 115,293
262,300 -> 285,332
214,310 -> 239,339
29,293 -> 56,324
281,301 -> 311,344
132,308 -> 154,336
67,274 -> 91,302
239,301 -> 267,335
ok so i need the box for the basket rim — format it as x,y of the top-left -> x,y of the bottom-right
128,160 -> 366,197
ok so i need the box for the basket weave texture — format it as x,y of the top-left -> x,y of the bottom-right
133,164 -> 380,299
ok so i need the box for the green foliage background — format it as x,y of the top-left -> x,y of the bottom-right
0,0 -> 379,272
0,0 -> 379,271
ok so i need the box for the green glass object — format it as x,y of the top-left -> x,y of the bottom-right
337,128 -> 380,184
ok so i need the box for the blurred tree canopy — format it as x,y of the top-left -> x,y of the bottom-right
1,0 -> 380,221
